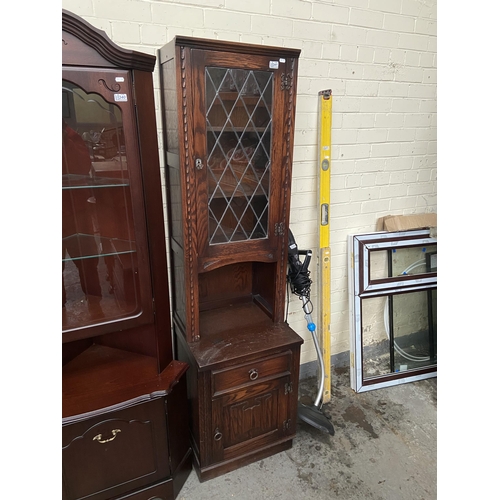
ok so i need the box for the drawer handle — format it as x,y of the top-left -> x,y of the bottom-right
214,428 -> 222,441
93,429 -> 121,444
249,368 -> 259,381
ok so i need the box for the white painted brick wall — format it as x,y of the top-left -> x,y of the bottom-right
61,0 -> 437,367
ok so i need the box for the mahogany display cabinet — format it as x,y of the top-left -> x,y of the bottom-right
62,11 -> 191,500
158,36 -> 304,481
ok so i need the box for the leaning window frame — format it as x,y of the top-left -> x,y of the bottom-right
348,229 -> 437,393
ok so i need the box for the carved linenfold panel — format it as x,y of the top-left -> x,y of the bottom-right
224,390 -> 278,447
238,393 -> 272,413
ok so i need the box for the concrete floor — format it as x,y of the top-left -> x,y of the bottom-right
178,366 -> 437,500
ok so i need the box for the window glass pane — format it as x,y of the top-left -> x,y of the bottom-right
361,296 -> 391,378
368,250 -> 388,281
392,290 -> 437,369
205,67 -> 273,244
369,244 -> 437,281
62,80 -> 141,331
361,290 -> 437,381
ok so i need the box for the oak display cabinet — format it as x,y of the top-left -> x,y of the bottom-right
62,11 -> 191,500
159,37 -> 303,481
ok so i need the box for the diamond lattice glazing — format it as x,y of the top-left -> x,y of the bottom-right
205,67 -> 274,244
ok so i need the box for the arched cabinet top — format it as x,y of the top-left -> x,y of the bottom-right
62,9 -> 156,72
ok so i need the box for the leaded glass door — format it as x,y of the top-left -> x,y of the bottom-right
191,50 -> 287,260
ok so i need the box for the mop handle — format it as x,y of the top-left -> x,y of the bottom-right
301,296 -> 324,408
300,295 -> 316,332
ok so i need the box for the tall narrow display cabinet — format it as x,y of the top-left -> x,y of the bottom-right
159,37 -> 304,481
62,11 -> 191,500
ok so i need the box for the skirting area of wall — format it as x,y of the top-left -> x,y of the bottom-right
299,329 -> 432,381
299,349 -> 350,380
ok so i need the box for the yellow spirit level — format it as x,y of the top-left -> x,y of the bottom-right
318,89 -> 332,403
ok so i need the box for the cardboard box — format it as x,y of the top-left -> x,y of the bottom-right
376,213 -> 437,233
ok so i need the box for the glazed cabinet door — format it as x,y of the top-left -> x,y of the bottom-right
189,49 -> 291,267
62,68 -> 153,342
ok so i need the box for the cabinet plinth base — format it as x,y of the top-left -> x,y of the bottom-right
193,438 -> 293,482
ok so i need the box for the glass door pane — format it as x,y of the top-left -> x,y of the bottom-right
205,67 -> 273,244
360,290 -> 437,381
368,245 -> 438,281
62,79 -> 141,331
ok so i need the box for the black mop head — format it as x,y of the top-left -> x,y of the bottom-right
298,403 -> 335,436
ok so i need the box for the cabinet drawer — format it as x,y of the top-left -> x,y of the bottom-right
62,398 -> 169,500
212,351 -> 291,395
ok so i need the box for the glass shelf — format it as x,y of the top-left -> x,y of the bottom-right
62,174 -> 130,190
62,233 -> 136,262
208,127 -> 268,132
216,92 -> 264,104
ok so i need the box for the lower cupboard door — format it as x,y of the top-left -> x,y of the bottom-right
62,399 -> 170,500
211,376 -> 290,464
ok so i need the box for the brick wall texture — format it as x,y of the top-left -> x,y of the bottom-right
62,0 -> 437,365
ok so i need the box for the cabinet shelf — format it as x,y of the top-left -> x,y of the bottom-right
216,92 -> 264,104
208,126 -> 268,133
62,233 -> 136,262
192,302 -> 302,371
62,173 -> 129,189
63,344 -> 188,421
199,301 -> 271,337
209,185 -> 268,198
189,312 -> 302,371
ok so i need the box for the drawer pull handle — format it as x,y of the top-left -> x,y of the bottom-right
214,428 -> 222,441
93,429 -> 121,444
249,369 -> 259,381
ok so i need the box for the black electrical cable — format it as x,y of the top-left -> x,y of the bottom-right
287,230 -> 314,315
288,266 -> 313,299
